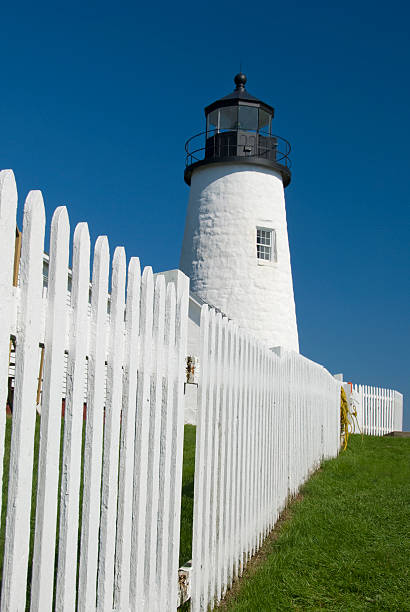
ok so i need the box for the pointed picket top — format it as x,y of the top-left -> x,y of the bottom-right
73,221 -> 91,262
126,256 -> 141,318
141,265 -> 154,297
154,273 -> 166,317
92,235 -> 110,289
0,169 -> 17,223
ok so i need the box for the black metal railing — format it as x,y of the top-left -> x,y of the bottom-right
185,128 -> 291,169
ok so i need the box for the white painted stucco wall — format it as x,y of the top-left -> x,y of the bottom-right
180,162 -> 299,351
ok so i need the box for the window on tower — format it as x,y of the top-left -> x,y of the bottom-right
256,228 -> 277,262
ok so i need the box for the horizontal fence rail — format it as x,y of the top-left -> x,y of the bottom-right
353,384 -> 403,436
191,305 -> 341,611
0,169 -> 189,611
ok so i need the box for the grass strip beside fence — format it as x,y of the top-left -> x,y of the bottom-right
222,435 -> 410,611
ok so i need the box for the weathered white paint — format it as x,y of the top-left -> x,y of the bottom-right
157,282 -> 176,610
191,305 -> 340,611
130,266 -> 154,610
180,163 -> 299,352
145,274 -> 166,609
78,235 -> 110,611
97,246 -> 126,612
113,257 -> 140,612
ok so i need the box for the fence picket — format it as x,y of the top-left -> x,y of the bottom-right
97,246 -> 126,611
225,323 -> 235,588
130,266 -> 154,611
56,222 -> 91,612
78,235 -> 110,611
191,304 -> 210,612
31,206 -> 70,612
1,191 -> 45,612
113,257 -> 141,611
157,282 -> 176,610
0,170 -> 17,533
218,319 -> 229,598
209,312 -> 222,605
168,274 -> 189,607
145,275 -> 165,608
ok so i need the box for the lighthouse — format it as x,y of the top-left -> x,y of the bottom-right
180,73 -> 299,352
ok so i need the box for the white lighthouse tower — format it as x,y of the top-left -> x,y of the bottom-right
180,73 -> 299,352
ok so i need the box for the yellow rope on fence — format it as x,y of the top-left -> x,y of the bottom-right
340,387 -> 361,450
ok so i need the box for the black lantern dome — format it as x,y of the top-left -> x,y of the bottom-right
184,74 -> 291,187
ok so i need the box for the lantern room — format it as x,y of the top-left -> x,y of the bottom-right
184,73 -> 291,187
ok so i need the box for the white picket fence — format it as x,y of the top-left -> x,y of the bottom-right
190,306 -> 341,611
353,384 -> 403,436
0,169 -> 189,611
2,168 -> 404,612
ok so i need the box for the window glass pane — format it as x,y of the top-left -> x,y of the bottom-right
219,106 -> 238,130
207,110 -> 218,135
256,227 -> 274,261
238,106 -> 258,131
258,109 -> 271,134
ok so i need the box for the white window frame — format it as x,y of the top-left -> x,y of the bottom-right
256,227 -> 277,263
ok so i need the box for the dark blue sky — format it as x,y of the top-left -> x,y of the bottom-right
1,1 -> 409,428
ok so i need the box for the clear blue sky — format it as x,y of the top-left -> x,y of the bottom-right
1,1 -> 409,428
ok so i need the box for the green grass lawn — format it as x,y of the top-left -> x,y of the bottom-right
222,435 -> 410,612
179,424 -> 196,566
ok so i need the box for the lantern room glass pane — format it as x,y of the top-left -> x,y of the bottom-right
258,109 -> 271,134
219,106 -> 238,130
238,105 -> 258,131
207,110 -> 218,135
